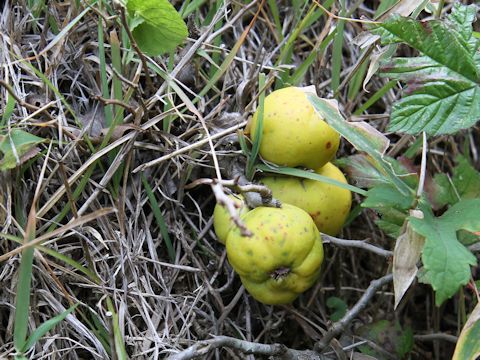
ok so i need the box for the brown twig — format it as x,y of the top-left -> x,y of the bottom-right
414,333 -> 458,343
322,234 -> 393,258
314,273 -> 394,352
166,335 -> 331,360
185,177 -> 281,208
210,180 -> 252,237
93,94 -> 137,118
0,80 -> 54,120
312,0 -> 380,24
118,6 -> 154,92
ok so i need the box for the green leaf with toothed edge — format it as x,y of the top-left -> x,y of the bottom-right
126,0 -> 188,56
374,3 -> 480,135
411,199 -> 480,305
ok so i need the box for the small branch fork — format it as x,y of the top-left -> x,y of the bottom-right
186,177 -> 281,237
166,335 -> 329,360
209,180 -> 252,237
314,273 -> 394,352
167,274 -> 393,359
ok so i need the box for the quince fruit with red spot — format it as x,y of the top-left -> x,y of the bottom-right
250,87 -> 339,169
226,204 -> 324,305
261,162 -> 351,235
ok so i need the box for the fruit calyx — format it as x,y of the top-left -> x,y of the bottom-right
270,266 -> 291,280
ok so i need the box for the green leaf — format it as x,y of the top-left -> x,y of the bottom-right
336,154 -> 418,189
336,155 -> 390,188
361,184 -> 415,237
256,164 -> 367,196
246,73 -> 266,180
106,297 -> 128,360
375,4 -> 480,135
13,210 -> 37,353
362,184 -> 414,211
1,91 -> 16,127
141,174 -> 175,262
326,296 -> 348,322
434,155 -> 480,207
446,3 -> 478,55
453,301 -> 480,360
307,95 -> 413,197
0,129 -> 45,170
378,10 -> 479,81
410,200 -> 480,305
357,319 -> 414,359
126,0 -> 188,56
21,304 -> 78,353
375,219 -> 403,238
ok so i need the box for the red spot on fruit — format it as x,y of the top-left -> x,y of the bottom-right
326,141 -> 332,149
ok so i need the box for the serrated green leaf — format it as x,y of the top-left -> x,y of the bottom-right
385,72 -> 480,135
453,301 -> 480,360
378,13 -> 478,82
410,200 -> 480,305
374,4 -> 480,135
447,3 -> 478,55
434,155 -> 480,207
126,0 -> 188,56
0,129 -> 45,170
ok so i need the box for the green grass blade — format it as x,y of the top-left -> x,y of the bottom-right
0,232 -> 100,283
347,61 -> 368,100
275,5 -> 321,88
21,304 -> 78,353
267,0 -> 283,41
353,80 -> 396,115
1,91 -> 16,127
182,0 -> 207,18
98,16 -> 113,126
110,30 -> 124,124
141,174 -> 175,262
246,73 -> 266,179
287,30 -> 336,86
331,1 -> 346,92
109,29 -> 125,196
13,211 -> 37,352
208,1 -> 224,80
13,246 -> 35,352
106,297 -> 128,360
197,1 -> 264,99
256,164 -> 367,196
237,130 -> 249,157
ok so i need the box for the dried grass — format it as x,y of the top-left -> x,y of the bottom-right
0,1 -> 477,359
